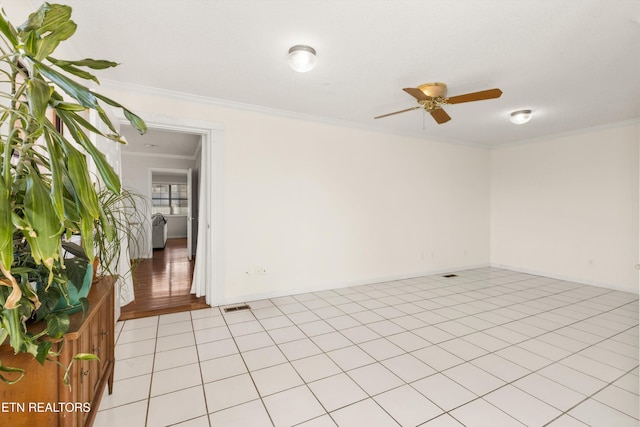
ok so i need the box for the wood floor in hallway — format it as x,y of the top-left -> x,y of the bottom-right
119,238 -> 209,321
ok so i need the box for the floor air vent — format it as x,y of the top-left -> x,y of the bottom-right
442,274 -> 458,278
223,304 -> 251,313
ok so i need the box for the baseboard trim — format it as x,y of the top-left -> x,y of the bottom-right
219,263 -> 491,306
490,263 -> 639,295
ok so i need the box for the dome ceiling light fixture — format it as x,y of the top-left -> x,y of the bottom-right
510,109 -> 533,124
288,45 -> 317,72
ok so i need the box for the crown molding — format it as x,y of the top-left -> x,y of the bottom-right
100,79 -> 490,150
492,118 -> 640,150
122,150 -> 198,161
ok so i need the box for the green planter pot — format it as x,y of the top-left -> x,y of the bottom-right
53,262 -> 94,314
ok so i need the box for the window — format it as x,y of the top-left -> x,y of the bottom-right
152,184 -> 188,215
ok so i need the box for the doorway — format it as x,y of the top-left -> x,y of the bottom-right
117,123 -> 215,320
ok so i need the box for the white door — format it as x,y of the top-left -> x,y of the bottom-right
187,167 -> 193,261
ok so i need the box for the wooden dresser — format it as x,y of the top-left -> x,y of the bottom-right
0,276 -> 115,426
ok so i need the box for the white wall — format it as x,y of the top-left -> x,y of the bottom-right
225,118 -> 490,300
106,86 -> 491,302
165,217 -> 188,239
491,122 -> 639,292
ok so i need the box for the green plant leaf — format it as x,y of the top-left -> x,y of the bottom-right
32,3 -> 72,34
43,131 -> 65,220
63,257 -> 88,291
34,62 -> 98,109
78,297 -> 89,315
73,353 -> 99,361
17,3 -> 49,32
47,312 -> 70,339
0,363 -> 25,385
57,110 -> 121,194
34,20 -> 76,61
47,57 -> 116,84
49,58 -> 99,83
3,305 -> 25,352
49,57 -> 118,70
94,92 -> 147,134
17,3 -> 74,59
0,177 -> 12,270
26,77 -> 52,124
52,101 -> 86,111
0,7 -> 18,47
23,167 -> 63,270
36,285 -> 61,320
79,209 -> 95,261
66,147 -> 101,218
61,241 -> 88,260
62,194 -> 82,224
35,340 -> 53,365
96,107 -> 118,135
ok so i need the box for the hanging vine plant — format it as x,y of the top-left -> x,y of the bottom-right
0,2 -> 146,383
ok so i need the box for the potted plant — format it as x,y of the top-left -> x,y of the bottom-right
0,2 -> 146,383
92,186 -> 149,284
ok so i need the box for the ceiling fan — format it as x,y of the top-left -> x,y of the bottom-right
374,82 -> 502,124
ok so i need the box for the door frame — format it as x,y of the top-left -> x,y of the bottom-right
117,111 -> 225,306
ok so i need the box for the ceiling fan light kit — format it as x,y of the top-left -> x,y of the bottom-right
288,45 -> 317,72
375,82 -> 503,124
510,109 -> 532,124
418,82 -> 448,98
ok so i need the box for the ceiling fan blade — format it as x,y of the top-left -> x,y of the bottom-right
374,106 -> 421,119
447,88 -> 502,104
430,108 -> 451,124
403,87 -> 429,101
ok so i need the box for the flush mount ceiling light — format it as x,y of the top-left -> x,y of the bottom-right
288,45 -> 317,72
510,109 -> 532,124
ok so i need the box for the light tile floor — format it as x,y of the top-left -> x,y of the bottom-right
94,268 -> 639,427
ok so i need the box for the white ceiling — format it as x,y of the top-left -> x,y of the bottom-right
5,0 -> 640,148
120,126 -> 201,158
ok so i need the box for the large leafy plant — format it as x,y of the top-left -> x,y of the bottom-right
0,3 -> 146,382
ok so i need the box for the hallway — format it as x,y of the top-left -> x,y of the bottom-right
120,238 -> 209,321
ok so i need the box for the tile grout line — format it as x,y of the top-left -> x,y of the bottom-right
190,309 -> 213,427
145,315 -> 160,427
220,305 -> 278,427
